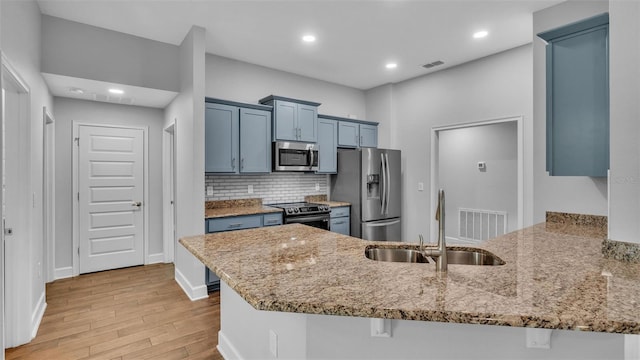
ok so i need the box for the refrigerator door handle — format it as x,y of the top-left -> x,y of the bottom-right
384,153 -> 391,215
364,219 -> 401,227
380,153 -> 387,215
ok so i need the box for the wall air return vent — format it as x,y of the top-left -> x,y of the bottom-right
422,60 -> 444,69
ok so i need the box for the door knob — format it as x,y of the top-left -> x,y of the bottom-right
132,201 -> 142,207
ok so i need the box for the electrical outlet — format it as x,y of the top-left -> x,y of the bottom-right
248,184 -> 254,194
206,186 -> 214,196
418,182 -> 424,191
269,330 -> 278,358
315,182 -> 320,191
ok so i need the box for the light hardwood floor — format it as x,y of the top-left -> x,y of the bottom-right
6,263 -> 223,360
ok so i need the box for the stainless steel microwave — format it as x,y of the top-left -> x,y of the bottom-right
273,141 -> 318,172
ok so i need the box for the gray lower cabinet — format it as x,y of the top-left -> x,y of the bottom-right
205,212 -> 283,291
330,206 -> 350,236
205,100 -> 271,174
317,118 -> 338,174
538,13 -> 609,177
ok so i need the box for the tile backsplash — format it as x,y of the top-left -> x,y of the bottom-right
205,173 -> 329,204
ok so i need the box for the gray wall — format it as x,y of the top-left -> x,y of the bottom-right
54,97 -> 165,269
609,1 -> 640,244
205,54 -> 366,120
41,15 -> 180,92
532,1 -> 609,222
366,45 -> 533,244
364,83 -> 394,149
439,122 -> 518,241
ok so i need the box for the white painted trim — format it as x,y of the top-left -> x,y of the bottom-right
430,116 -> 525,241
147,253 -> 164,264
54,266 -> 73,280
174,267 -> 208,301
72,122 -> 150,275
625,334 -> 640,360
30,292 -> 47,339
218,331 -> 244,360
163,122 -> 176,263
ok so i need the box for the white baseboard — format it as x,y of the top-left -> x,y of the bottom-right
31,291 -> 47,339
54,266 -> 73,280
218,331 -> 243,360
147,253 -> 164,264
174,267 -> 208,301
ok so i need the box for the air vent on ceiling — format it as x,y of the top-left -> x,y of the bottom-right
422,60 -> 444,69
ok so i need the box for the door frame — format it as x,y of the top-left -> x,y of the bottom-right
71,122 -> 149,276
2,52 -> 33,347
162,122 -> 176,263
43,106 -> 55,283
430,116 -> 524,243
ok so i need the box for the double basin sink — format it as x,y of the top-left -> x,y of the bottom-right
365,246 -> 505,266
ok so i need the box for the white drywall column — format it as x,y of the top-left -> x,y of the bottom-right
608,1 -> 640,244
0,0 -> 4,355
172,25 -> 207,299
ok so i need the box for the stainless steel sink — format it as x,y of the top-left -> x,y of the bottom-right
364,247 -> 505,266
445,249 -> 505,266
364,247 -> 430,263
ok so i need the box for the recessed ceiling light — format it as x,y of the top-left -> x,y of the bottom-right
69,87 -> 85,94
108,88 -> 124,95
302,35 -> 316,43
385,63 -> 398,69
473,30 -> 489,39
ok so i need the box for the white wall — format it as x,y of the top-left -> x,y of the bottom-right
168,26 -> 207,300
366,45 -> 533,243
439,122 -> 518,240
364,83 -> 394,149
1,0 -> 53,347
53,97 -> 165,271
532,1 -> 609,223
205,54 -> 366,120
41,15 -> 179,92
0,0 -> 4,353
608,0 -> 640,244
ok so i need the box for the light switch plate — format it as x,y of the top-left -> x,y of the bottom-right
418,182 -> 424,191
315,182 -> 320,191
248,184 -> 254,194
269,330 -> 278,357
206,186 -> 213,196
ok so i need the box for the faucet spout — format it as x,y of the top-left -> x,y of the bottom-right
424,189 -> 447,272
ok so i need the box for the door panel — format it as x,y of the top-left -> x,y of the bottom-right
239,108 -> 271,173
79,125 -> 144,274
205,103 -> 238,173
297,103 -> 317,142
361,148 -> 384,221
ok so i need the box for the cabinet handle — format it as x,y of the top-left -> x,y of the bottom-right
297,128 -> 301,139
360,135 -> 363,145
231,157 -> 236,170
293,128 -> 297,139
228,223 -> 243,228
334,221 -> 345,225
241,158 -> 244,170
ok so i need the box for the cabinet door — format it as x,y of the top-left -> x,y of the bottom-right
359,124 -> 378,148
273,100 -> 297,141
205,103 -> 238,173
240,108 -> 271,173
317,118 -> 337,173
297,104 -> 318,142
338,121 -> 359,147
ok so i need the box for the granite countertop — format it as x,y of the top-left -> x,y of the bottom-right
204,198 -> 282,219
304,195 -> 350,207
180,221 -> 640,335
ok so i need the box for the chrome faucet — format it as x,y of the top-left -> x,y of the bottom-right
423,189 -> 447,273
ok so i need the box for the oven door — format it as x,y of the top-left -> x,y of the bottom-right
284,214 -> 330,230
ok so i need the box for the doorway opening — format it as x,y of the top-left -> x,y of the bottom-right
430,116 -> 523,244
163,122 -> 176,263
2,54 -> 34,347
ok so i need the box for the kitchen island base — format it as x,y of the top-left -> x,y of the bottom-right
218,282 -> 627,360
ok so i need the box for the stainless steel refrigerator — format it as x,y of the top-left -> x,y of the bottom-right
330,148 -> 401,241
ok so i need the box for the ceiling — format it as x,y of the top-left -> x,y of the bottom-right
37,0 -> 562,106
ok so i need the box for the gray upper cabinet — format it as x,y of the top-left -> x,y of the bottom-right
205,102 -> 238,173
538,13 -> 609,177
359,124 -> 378,148
205,98 -> 272,174
320,115 -> 378,149
317,117 -> 338,174
259,95 -> 320,142
337,121 -> 359,148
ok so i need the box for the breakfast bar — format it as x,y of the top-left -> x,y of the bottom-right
180,221 -> 640,359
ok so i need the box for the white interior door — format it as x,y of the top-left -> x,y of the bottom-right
78,125 -> 144,274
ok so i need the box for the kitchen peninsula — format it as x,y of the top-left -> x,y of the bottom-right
180,215 -> 640,359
